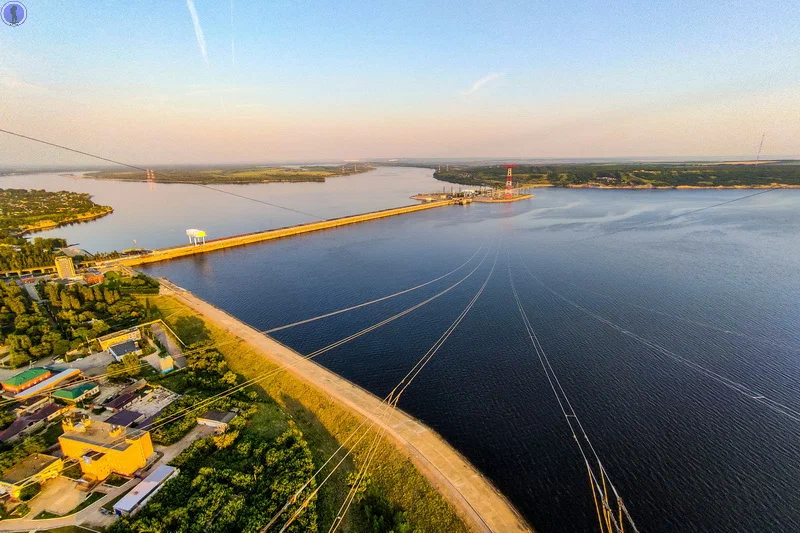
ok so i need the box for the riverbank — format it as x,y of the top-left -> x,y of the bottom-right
81,165 -> 375,184
153,279 -> 532,533
18,206 -> 114,235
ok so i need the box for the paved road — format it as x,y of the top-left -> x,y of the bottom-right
0,477 -> 135,532
160,280 -> 532,533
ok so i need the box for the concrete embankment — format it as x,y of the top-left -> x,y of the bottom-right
158,279 -> 532,533
119,200 -> 453,267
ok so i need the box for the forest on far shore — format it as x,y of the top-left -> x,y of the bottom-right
432,162 -> 800,189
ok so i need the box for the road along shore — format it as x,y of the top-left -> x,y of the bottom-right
158,278 -> 533,533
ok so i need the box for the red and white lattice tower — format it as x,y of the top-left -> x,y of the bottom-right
504,165 -> 517,199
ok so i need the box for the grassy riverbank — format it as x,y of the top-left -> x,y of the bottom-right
85,165 -> 373,184
0,188 -> 112,240
146,293 -> 470,533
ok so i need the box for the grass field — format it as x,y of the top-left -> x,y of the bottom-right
146,293 -> 469,533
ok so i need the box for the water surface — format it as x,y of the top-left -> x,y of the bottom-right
10,169 -> 800,531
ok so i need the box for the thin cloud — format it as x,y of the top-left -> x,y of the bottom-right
461,72 -> 504,96
0,69 -> 45,93
185,0 -> 209,66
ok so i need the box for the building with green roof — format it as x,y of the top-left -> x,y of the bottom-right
52,382 -> 100,403
2,368 -> 51,394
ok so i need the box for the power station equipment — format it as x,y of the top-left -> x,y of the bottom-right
503,164 -> 517,199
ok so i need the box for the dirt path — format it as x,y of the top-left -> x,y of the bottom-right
159,280 -> 532,533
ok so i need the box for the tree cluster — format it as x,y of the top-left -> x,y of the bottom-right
1,273 -> 157,367
111,422 -> 318,533
149,342 -> 247,445
0,238 -> 67,271
0,188 -> 111,239
0,281 -> 71,367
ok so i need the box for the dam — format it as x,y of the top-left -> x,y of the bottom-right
114,199 -> 457,267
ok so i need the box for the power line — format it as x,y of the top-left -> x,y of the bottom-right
0,128 -> 326,221
269,248 -> 499,532
8,248 -> 494,490
508,253 -> 639,533
517,256 -> 800,423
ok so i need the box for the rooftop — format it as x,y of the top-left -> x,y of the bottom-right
52,382 -> 99,401
0,454 -> 60,485
109,340 -> 140,357
14,368 -> 82,400
198,410 -> 235,424
60,419 -> 148,452
97,327 -> 138,343
104,392 -> 137,410
3,368 -> 49,387
105,410 -> 143,427
27,403 -> 62,422
114,465 -> 177,513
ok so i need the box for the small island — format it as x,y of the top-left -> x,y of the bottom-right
432,161 -> 800,189
0,188 -> 113,240
85,164 -> 373,184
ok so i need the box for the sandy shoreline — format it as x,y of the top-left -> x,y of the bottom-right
157,278 -> 533,533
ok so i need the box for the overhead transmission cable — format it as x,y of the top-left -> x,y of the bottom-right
518,258 -> 800,423
0,242 -> 485,409
267,248 -> 499,532
508,253 -> 639,533
0,128 -> 326,220
9,245 -> 494,490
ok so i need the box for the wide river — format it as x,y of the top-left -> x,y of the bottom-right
4,168 -> 799,532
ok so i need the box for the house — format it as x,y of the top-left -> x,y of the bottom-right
197,410 -> 235,432
109,341 -> 142,361
2,368 -> 52,394
157,355 -> 174,374
0,454 -> 63,499
113,465 -> 179,516
0,403 -> 67,443
105,410 -> 144,427
52,382 -> 100,404
82,269 -> 105,285
58,417 -> 154,481
98,328 -> 142,351
119,379 -> 147,396
103,392 -> 137,412
14,368 -> 82,400
13,396 -> 50,417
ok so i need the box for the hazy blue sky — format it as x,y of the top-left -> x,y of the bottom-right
1,0 -> 798,164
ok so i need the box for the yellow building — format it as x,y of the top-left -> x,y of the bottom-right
54,255 -> 76,279
97,327 -> 142,351
0,453 -> 63,499
58,417 -> 153,481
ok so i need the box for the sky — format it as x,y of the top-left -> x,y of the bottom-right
0,0 -> 799,165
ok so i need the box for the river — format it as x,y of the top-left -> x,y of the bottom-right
5,168 -> 800,532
